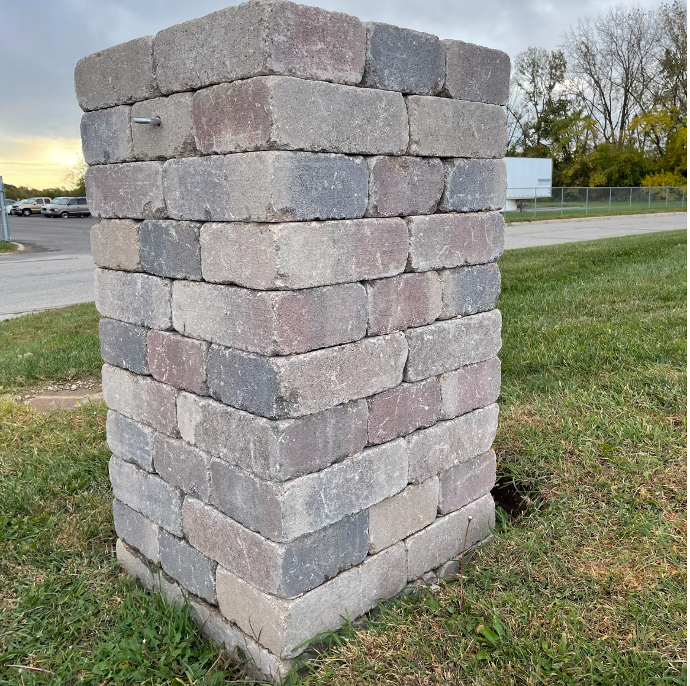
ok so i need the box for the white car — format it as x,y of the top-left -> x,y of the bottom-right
5,199 -> 16,215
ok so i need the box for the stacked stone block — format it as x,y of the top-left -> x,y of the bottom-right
76,1 -> 509,679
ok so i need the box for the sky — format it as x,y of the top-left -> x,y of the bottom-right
0,0 -> 665,189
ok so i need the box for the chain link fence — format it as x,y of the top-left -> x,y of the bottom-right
503,186 -> 687,220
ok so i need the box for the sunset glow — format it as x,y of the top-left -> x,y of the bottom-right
0,137 -> 83,189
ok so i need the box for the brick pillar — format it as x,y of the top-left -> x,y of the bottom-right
76,3 -> 509,680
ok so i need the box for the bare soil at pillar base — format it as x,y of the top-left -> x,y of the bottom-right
0,230 -> 685,685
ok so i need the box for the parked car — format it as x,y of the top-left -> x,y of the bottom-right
4,199 -> 16,215
41,196 -> 90,218
11,197 -> 52,216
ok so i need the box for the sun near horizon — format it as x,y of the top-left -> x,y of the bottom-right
0,137 -> 83,189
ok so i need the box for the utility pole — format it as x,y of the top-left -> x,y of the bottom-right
0,176 -> 10,243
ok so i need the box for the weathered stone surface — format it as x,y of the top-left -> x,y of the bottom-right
116,538 -> 156,588
113,499 -> 161,563
207,333 -> 408,419
443,39 -> 511,105
139,220 -> 202,280
193,77 -> 407,155
439,263 -> 501,318
102,363 -> 178,435
91,220 -> 142,271
210,440 -> 407,542
440,357 -> 501,420
163,152 -> 368,223
216,543 -> 407,658
362,23 -> 444,95
99,318 -> 149,375
75,36 -> 160,111
188,600 -> 294,681
95,269 -> 171,330
153,434 -> 211,501
406,493 -> 495,580
183,498 -> 369,597
86,162 -> 166,219
147,330 -> 208,395
81,106 -> 133,165
177,393 -> 368,481
405,310 -> 501,382
368,478 -> 439,553
109,455 -> 183,535
367,378 -> 441,445
106,411 -> 155,471
406,404 -> 499,482
132,93 -> 198,160
366,272 -> 442,335
407,96 -> 507,158
438,450 -> 496,514
154,1 -> 365,94
173,281 -> 366,356
407,212 -> 504,272
439,159 -> 507,212
366,156 -> 443,217
159,531 -> 216,604
200,218 -> 407,290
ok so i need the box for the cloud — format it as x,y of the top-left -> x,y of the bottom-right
0,0 -> 668,186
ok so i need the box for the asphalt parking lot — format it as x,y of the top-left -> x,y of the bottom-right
0,213 -> 97,320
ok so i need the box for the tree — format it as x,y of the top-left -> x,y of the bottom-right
562,5 -> 664,146
62,155 -> 88,196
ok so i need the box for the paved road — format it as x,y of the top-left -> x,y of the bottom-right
504,211 -> 686,250
0,214 -> 97,320
0,211 -> 686,320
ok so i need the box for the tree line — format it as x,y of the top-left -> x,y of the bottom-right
508,1 -> 686,187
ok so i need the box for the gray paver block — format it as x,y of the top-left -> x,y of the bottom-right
406,493 -> 495,580
366,156 -> 444,217
172,280 -> 367,356
106,410 -> 155,471
177,392 -> 368,482
113,499 -> 161,563
368,478 -> 439,553
91,220 -> 142,271
75,35 -> 160,111
159,531 -> 216,604
216,542 -> 407,657
95,268 -> 171,330
439,263 -> 501,318
406,404 -> 499,483
210,439 -> 407,542
147,329 -> 209,395
132,92 -> 198,160
367,377 -> 441,445
366,272 -> 442,335
206,332 -> 408,419
152,434 -> 212,501
102,363 -> 178,435
163,152 -> 368,223
139,220 -> 202,280
407,96 -> 507,158
109,455 -> 183,535
440,357 -> 502,420
438,450 -> 496,514
154,0 -> 366,94
86,162 -> 166,220
362,22 -> 445,95
193,76 -> 407,155
404,309 -> 502,382
443,39 -> 511,105
183,498 -> 369,598
99,318 -> 149,375
81,106 -> 133,165
407,212 -> 504,272
200,218 -> 408,290
439,158 -> 507,212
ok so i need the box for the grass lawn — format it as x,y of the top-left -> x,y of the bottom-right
0,230 -> 686,685
505,205 -> 686,223
0,241 -> 18,253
